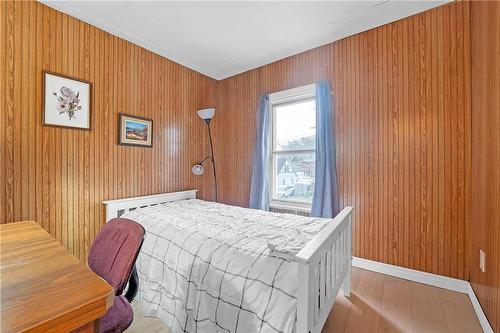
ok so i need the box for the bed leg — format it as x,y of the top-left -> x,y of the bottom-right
343,212 -> 353,298
343,263 -> 351,298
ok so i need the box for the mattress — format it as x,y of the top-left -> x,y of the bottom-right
122,199 -> 330,333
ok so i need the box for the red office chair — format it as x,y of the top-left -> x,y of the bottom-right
88,218 -> 145,333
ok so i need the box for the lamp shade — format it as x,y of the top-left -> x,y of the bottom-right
192,164 -> 204,176
197,108 -> 215,120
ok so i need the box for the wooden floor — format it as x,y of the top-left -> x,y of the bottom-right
126,268 -> 482,333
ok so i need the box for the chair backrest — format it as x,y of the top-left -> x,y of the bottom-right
88,218 -> 145,296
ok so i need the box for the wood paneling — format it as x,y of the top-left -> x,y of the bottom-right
214,1 -> 471,280
1,0 -> 488,295
0,1 -> 218,260
470,1 -> 500,331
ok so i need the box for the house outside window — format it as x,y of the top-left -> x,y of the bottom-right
269,83 -> 316,213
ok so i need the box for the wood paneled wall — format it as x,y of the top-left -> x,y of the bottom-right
4,0 -> 498,325
0,1 -> 218,260
215,1 -> 472,280
470,1 -> 500,331
1,0 -> 491,295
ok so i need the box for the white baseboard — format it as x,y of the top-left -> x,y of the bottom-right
352,257 -> 494,333
467,283 -> 495,333
352,257 -> 469,293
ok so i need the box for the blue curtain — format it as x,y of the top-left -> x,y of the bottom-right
249,94 -> 270,210
311,81 -> 340,218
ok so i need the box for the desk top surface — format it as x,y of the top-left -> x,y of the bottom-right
1,221 -> 114,333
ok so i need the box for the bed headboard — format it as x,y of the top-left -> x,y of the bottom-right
103,190 -> 198,222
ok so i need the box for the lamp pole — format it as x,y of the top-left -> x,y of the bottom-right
204,119 -> 218,202
194,108 -> 218,202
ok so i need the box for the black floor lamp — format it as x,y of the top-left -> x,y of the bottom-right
192,108 -> 218,202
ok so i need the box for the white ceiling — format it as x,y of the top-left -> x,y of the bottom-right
42,1 -> 450,80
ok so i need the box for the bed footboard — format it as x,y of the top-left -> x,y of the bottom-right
295,207 -> 353,333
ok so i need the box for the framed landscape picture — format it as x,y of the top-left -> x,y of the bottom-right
43,71 -> 91,130
118,113 -> 153,147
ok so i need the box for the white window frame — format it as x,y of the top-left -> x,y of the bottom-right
268,83 -> 316,213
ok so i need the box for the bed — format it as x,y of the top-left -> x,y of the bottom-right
103,190 -> 353,333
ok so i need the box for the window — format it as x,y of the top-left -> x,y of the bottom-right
269,84 -> 316,213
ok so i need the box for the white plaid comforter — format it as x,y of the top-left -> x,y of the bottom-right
122,199 -> 329,333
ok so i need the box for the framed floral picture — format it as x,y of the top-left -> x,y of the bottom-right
118,113 -> 153,148
43,71 -> 91,130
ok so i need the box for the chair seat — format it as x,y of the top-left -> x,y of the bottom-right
100,295 -> 133,333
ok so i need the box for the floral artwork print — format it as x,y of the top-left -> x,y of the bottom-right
53,86 -> 82,120
43,72 -> 90,129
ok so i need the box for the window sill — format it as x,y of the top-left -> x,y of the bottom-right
269,201 -> 311,214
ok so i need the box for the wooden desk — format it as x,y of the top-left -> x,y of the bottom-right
1,221 -> 114,333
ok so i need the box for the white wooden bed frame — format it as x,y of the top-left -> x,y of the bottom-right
103,190 -> 353,333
